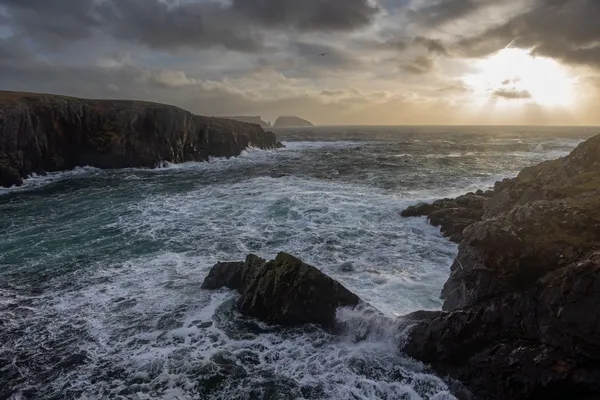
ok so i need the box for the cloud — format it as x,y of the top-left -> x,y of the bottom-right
410,0 -> 485,27
492,88 -> 532,99
401,56 -> 435,74
0,0 -> 100,47
501,78 -> 521,85
439,81 -> 473,93
454,0 -> 600,67
231,0 -> 379,32
96,0 -> 263,52
0,0 -> 379,52
414,36 -> 449,56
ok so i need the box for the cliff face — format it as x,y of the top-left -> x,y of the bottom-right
273,116 -> 314,128
401,134 -> 600,399
0,91 -> 281,187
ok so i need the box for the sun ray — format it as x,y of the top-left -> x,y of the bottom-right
464,48 -> 575,108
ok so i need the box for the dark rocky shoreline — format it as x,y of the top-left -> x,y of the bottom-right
203,133 -> 600,399
0,91 -> 282,188
400,133 -> 600,399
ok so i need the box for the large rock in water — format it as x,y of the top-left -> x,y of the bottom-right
400,134 -> 600,399
0,91 -> 281,187
202,253 -> 361,330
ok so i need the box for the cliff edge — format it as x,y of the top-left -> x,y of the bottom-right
401,134 -> 600,399
0,91 -> 280,187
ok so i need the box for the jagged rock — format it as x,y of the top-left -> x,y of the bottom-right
202,253 -> 361,330
401,195 -> 488,242
402,253 -> 600,400
0,91 -> 281,187
400,202 -> 437,217
0,162 -> 22,187
400,133 -> 600,399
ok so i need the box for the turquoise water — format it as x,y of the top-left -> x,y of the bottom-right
0,126 -> 594,399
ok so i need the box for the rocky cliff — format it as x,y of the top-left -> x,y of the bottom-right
401,134 -> 600,399
273,116 -> 314,128
0,91 -> 281,187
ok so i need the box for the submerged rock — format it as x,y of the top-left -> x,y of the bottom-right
400,134 -> 600,399
202,253 -> 361,330
0,91 -> 281,187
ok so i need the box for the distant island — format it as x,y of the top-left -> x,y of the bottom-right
225,116 -> 271,129
273,116 -> 314,128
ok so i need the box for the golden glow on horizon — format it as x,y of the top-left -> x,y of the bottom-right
464,48 -> 575,108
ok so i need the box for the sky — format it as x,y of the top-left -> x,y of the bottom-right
1,0 -> 599,125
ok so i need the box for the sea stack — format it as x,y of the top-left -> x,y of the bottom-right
0,91 -> 281,187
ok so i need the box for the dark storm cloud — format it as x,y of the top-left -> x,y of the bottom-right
410,0 -> 483,27
413,36 -> 448,56
401,56 -> 435,74
96,0 -> 262,52
231,0 -> 379,32
493,88 -> 532,99
0,0 -> 379,52
0,0 -> 100,46
455,0 -> 600,67
291,41 -> 365,71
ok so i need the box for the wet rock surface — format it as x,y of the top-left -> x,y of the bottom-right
401,134 -> 600,399
202,253 -> 361,330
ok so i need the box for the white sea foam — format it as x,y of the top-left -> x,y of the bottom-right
1,133 -> 588,399
0,166 -> 101,194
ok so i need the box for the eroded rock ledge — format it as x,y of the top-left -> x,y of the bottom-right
0,91 -> 282,188
401,133 -> 600,399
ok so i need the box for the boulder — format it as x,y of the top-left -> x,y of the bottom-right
202,253 -> 361,330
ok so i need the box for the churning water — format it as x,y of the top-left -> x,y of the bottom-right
0,126 -> 594,399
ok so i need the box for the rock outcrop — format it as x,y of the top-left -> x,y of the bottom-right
401,191 -> 491,243
225,116 -> 271,128
202,252 -> 361,330
400,134 -> 600,399
273,116 -> 314,128
0,91 -> 282,187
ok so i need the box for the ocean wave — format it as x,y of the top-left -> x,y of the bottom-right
1,129 -> 590,399
0,166 -> 101,195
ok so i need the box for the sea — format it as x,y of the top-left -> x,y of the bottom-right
0,125 -> 596,400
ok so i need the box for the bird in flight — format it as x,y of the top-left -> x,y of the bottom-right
318,53 -> 327,56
